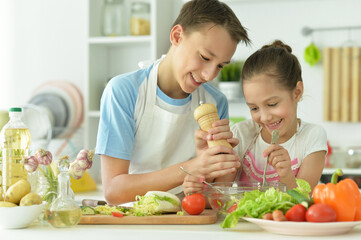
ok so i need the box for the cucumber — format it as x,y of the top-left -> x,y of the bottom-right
81,205 -> 97,215
286,189 -> 312,208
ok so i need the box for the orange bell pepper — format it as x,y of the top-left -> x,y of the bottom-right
313,169 -> 361,221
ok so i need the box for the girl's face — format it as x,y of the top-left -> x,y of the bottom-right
243,74 -> 303,143
171,24 -> 237,95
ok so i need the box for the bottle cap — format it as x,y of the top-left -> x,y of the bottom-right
9,107 -> 22,112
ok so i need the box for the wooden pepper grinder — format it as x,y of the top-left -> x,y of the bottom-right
194,103 -> 232,149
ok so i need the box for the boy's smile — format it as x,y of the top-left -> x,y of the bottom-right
158,23 -> 237,99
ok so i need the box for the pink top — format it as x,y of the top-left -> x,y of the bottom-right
238,150 -> 300,182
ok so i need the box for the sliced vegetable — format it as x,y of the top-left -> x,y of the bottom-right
133,191 -> 181,216
111,212 -> 124,217
182,193 -> 206,215
305,203 -> 337,222
227,204 -> 237,213
285,204 -> 306,222
81,206 -> 97,215
286,189 -> 312,208
313,168 -> 361,221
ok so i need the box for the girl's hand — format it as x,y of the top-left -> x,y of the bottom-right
195,119 -> 239,156
186,145 -> 241,181
263,145 -> 293,179
183,175 -> 204,196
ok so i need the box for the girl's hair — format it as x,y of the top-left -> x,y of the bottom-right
242,40 -> 302,91
172,0 -> 250,45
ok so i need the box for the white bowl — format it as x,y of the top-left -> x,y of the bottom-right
0,204 -> 45,229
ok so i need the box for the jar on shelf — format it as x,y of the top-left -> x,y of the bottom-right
130,2 -> 151,36
101,0 -> 126,37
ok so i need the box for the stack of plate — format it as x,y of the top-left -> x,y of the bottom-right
23,81 -> 84,145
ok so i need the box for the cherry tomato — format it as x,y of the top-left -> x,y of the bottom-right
227,204 -> 237,213
305,203 -> 337,222
285,204 -> 307,221
111,212 -> 124,217
182,193 -> 206,215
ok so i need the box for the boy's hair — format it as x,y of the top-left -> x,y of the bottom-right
242,40 -> 302,91
172,0 -> 250,45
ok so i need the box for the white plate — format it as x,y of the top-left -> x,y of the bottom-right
243,217 -> 361,236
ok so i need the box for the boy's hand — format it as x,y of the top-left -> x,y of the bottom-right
187,145 -> 241,181
195,119 -> 239,156
263,145 -> 293,178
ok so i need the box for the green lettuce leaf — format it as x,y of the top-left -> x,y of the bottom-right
221,187 -> 296,229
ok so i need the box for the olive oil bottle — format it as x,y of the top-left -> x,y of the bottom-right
0,107 -> 31,193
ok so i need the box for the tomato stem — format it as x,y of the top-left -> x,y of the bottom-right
331,168 -> 343,184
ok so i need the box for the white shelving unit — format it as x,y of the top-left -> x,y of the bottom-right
84,0 -> 178,150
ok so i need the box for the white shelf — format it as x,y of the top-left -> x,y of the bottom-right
89,36 -> 152,45
84,0 -> 178,150
88,111 -> 100,118
322,168 -> 361,175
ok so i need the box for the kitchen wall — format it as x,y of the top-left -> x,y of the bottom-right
1,0 -> 361,150
0,0 -> 87,109
226,0 -> 361,150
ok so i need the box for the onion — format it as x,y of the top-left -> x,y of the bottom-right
35,148 -> 53,165
68,161 -> 85,179
75,149 -> 94,170
24,156 -> 39,173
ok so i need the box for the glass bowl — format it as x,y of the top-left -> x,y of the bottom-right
203,181 -> 286,217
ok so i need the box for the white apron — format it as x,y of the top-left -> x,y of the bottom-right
130,59 -> 205,194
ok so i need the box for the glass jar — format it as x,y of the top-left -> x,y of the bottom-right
46,161 -> 81,228
130,2 -> 150,36
346,147 -> 361,168
101,0 -> 126,36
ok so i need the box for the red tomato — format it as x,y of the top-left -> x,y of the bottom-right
285,204 -> 307,221
211,199 -> 223,210
227,204 -> 237,213
305,203 -> 337,222
111,212 -> 124,217
182,193 -> 206,215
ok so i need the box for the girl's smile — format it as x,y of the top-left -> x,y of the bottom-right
243,74 -> 301,143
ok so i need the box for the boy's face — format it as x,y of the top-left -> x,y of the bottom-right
243,74 -> 302,143
171,24 -> 237,94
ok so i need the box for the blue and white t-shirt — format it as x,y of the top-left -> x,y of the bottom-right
95,61 -> 229,161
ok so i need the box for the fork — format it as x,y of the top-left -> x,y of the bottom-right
261,129 -> 279,189
180,166 -> 224,194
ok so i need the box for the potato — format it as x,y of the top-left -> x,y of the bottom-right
4,179 -> 31,204
20,192 -> 43,206
0,201 -> 18,207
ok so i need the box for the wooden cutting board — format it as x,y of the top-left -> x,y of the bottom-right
79,209 -> 217,225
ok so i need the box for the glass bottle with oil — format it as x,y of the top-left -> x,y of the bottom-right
0,107 -> 31,194
46,159 -> 82,228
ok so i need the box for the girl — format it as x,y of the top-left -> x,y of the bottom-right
183,40 -> 327,194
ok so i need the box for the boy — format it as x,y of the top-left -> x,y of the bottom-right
96,0 -> 250,204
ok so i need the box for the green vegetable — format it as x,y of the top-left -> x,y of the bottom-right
221,187 -> 296,229
133,192 -> 181,216
286,189 -> 312,208
304,42 -> 321,66
294,178 -> 312,198
81,206 -> 97,215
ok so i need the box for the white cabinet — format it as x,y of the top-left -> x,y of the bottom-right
84,0 -> 178,150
